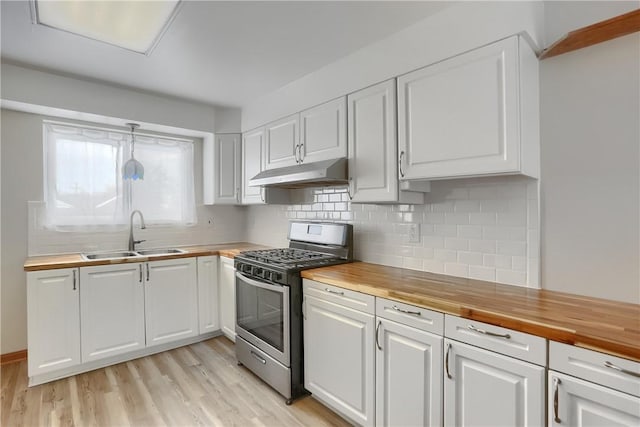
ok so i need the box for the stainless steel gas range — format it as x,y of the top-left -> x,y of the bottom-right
234,221 -> 353,404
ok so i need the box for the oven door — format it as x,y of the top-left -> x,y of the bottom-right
235,272 -> 290,366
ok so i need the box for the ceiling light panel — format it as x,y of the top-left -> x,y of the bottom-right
33,0 -> 181,54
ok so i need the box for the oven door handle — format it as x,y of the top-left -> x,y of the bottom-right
236,272 -> 285,293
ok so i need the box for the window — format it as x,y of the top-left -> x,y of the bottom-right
44,122 -> 196,229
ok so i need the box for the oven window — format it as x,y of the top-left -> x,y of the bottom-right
236,276 -> 285,352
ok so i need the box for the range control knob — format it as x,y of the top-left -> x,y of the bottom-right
263,271 -> 272,281
254,268 -> 262,276
272,272 -> 282,282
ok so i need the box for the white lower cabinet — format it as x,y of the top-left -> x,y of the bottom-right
375,298 -> 444,427
219,256 -> 236,341
27,268 -> 81,376
549,341 -> 640,426
197,255 -> 219,334
303,280 -> 375,426
80,263 -> 146,362
443,315 -> 546,427
145,258 -> 198,347
444,339 -> 545,426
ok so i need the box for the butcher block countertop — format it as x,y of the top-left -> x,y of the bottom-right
301,262 -> 640,362
23,242 -> 269,271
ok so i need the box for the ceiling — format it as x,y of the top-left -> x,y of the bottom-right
1,1 -> 450,108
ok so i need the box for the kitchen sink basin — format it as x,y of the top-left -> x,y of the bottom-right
135,248 -> 187,256
82,251 -> 141,260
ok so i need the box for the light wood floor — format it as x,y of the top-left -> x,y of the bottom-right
1,337 -> 352,426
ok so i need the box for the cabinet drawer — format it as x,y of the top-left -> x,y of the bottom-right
376,297 -> 443,335
550,341 -> 640,397
303,279 -> 374,314
445,315 -> 546,365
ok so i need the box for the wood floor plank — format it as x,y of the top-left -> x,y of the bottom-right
1,336 -> 351,427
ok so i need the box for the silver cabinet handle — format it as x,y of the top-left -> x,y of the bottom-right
445,343 -> 452,379
467,324 -> 511,339
376,320 -> 382,351
139,264 -> 143,283
399,151 -> 405,177
260,187 -> 265,203
251,351 -> 267,365
604,361 -> 640,378
298,143 -> 304,163
324,288 -> 344,296
392,305 -> 421,316
553,377 -> 561,423
72,270 -> 77,291
294,144 -> 300,163
146,263 -> 150,282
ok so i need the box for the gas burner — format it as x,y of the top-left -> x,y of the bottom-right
240,248 -> 337,266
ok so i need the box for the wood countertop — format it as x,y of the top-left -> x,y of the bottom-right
301,262 -> 640,362
23,242 -> 270,271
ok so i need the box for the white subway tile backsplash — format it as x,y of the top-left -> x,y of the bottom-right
434,249 -> 457,263
496,269 -> 527,286
445,263 -> 469,277
469,212 -> 497,225
243,177 -> 539,289
496,240 -> 527,256
445,212 -> 470,225
445,237 -> 469,251
457,225 -> 482,239
469,265 -> 496,281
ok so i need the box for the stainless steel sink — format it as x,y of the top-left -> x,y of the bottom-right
82,251 -> 141,260
135,248 -> 187,256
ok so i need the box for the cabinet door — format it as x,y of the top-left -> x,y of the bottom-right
549,371 -> 640,427
444,339 -> 544,427
265,114 -> 299,170
398,37 -> 520,180
300,97 -> 347,164
197,256 -> 219,335
219,256 -> 236,342
304,294 -> 375,426
348,80 -> 400,203
27,268 -> 81,376
376,317 -> 443,427
80,264 -> 145,362
242,128 -> 266,204
145,258 -> 198,346
215,134 -> 241,204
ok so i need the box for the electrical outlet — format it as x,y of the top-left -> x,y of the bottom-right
408,223 -> 420,243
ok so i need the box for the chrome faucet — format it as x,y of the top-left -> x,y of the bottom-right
128,210 -> 146,251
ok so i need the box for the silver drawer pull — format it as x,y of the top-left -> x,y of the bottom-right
324,288 -> 344,296
392,305 -> 421,316
250,351 -> 267,365
604,361 -> 640,378
467,324 -> 511,339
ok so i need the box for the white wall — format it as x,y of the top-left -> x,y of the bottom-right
540,2 -> 640,303
241,1 -> 544,131
1,63 -> 219,133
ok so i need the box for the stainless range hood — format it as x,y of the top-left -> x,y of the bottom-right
249,158 -> 348,189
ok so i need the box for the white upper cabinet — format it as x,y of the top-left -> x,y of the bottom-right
242,128 -> 266,204
242,127 -> 290,205
348,79 -> 423,204
398,35 -> 539,180
204,134 -> 241,204
299,97 -> 347,164
264,114 -> 300,170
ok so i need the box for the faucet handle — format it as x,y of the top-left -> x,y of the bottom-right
134,239 -> 146,245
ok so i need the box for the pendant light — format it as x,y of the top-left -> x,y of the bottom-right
123,123 -> 144,180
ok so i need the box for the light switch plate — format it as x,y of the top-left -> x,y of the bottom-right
408,223 -> 420,243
